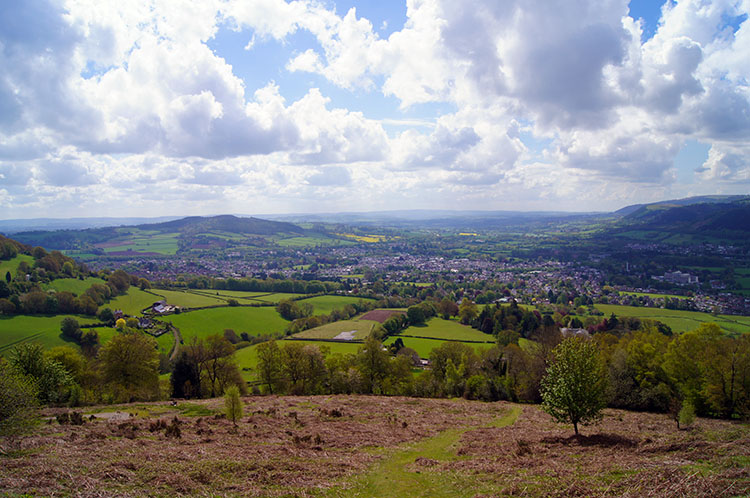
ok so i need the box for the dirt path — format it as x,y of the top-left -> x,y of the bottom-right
327,404 -> 523,498
168,324 -> 182,362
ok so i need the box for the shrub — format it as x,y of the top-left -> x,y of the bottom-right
165,417 -> 181,438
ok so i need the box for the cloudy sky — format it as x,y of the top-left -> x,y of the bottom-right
0,0 -> 748,218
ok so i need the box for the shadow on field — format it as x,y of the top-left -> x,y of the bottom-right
541,433 -> 639,448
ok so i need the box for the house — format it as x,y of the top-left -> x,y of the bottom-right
152,300 -> 177,314
561,327 -> 590,338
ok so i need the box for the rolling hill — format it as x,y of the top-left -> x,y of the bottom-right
610,196 -> 750,243
8,215 -> 319,254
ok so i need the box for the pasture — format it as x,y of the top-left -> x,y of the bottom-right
151,289 -> 227,308
44,277 -> 106,295
104,288 -> 160,315
274,235 -> 347,247
187,289 -> 310,304
0,314 -> 102,355
296,295 -> 374,315
383,336 -> 492,359
594,304 -> 750,335
190,289 -> 275,300
399,318 -> 495,342
291,319 -> 378,340
0,254 -> 34,277
96,231 -> 180,255
619,291 -> 688,300
164,306 -> 289,342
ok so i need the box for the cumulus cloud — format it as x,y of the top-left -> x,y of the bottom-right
0,0 -> 748,217
306,166 -> 352,186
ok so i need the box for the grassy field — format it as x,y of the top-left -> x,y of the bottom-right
155,330 -> 175,354
0,314 -> 102,355
296,295 -> 374,315
594,304 -> 750,335
275,235 -> 348,247
399,318 -> 495,342
165,307 -> 289,342
291,319 -> 378,340
98,232 -> 179,255
190,289 -> 275,300
251,292 -> 307,303
384,336 -> 493,359
0,254 -> 33,277
104,288 -> 160,315
191,291 -> 307,304
44,277 -> 106,295
151,289 -> 227,308
620,291 -> 689,300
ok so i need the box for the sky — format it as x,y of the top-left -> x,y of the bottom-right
0,0 -> 749,219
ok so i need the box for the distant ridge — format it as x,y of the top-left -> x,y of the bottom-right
615,195 -> 750,237
135,215 -> 305,235
0,216 -> 181,234
614,195 -> 750,217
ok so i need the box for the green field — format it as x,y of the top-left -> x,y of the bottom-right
155,330 -> 175,354
44,277 -> 106,295
383,336 -> 492,359
275,235 -> 351,247
99,232 -> 179,255
152,289 -> 227,308
0,254 -> 33,277
291,319 -> 378,340
251,292 -> 306,303
399,318 -> 495,342
104,288 -> 161,315
0,314 -> 102,355
164,306 -> 289,342
594,304 -> 750,335
296,295 -> 374,315
190,289 -> 273,300
620,291 -> 689,300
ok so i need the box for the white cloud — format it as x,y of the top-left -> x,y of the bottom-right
0,0 -> 748,218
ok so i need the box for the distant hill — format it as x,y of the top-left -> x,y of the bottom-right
136,215 -> 305,236
614,195 -> 750,217
611,196 -> 750,243
9,215 -> 310,253
0,216 -> 181,234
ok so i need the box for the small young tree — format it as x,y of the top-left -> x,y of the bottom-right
541,337 -> 607,435
224,385 -> 243,426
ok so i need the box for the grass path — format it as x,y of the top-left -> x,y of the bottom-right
327,404 -> 522,498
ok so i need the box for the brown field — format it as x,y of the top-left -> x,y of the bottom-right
0,396 -> 748,497
359,309 -> 406,323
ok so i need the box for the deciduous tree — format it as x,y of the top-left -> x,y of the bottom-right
99,331 -> 160,402
541,337 -> 608,435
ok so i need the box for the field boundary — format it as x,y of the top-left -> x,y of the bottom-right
396,334 -> 495,344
